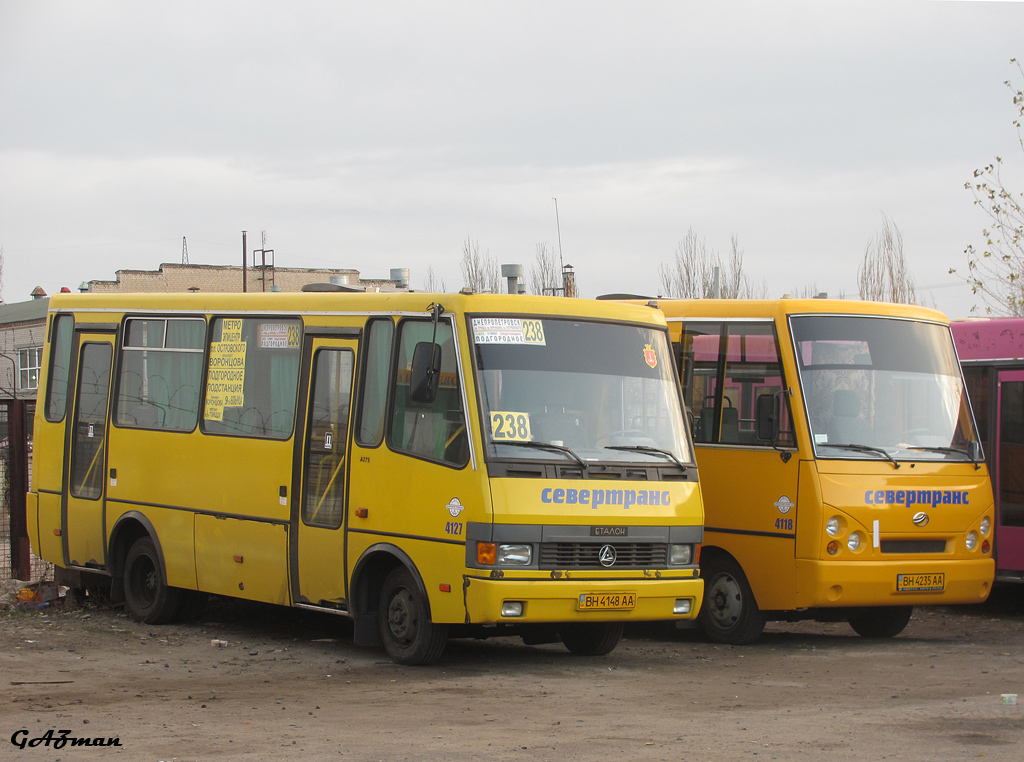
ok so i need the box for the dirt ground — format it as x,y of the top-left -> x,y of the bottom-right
2,588 -> 1023,762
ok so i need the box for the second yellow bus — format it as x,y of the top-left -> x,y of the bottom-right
638,297 -> 994,643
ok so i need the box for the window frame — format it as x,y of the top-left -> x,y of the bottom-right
385,315 -> 469,469
18,346 -> 42,391
199,315 -> 303,441
113,315 -> 207,433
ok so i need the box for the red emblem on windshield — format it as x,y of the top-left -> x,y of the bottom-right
643,343 -> 657,368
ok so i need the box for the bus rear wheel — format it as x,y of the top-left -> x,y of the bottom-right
378,567 -> 448,666
559,622 -> 625,656
697,556 -> 767,645
123,536 -> 183,625
847,606 -> 913,638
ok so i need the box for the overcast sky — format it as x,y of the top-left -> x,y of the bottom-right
2,0 -> 1023,316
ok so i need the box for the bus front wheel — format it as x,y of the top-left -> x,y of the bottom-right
697,556 -> 767,645
847,606 -> 913,638
123,536 -> 183,625
559,622 -> 625,656
378,567 -> 448,666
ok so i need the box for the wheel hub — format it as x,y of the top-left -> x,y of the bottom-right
387,589 -> 417,644
707,573 -> 741,627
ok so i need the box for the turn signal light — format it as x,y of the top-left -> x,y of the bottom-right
477,542 -> 497,565
827,540 -> 840,556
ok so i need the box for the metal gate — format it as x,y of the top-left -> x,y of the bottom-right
1,400 -> 51,585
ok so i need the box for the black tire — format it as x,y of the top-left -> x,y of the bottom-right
697,555 -> 767,645
847,606 -> 913,639
559,622 -> 625,656
378,567 -> 448,666
123,537 -> 183,625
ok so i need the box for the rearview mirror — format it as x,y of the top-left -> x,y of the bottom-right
409,341 -> 442,403
755,393 -> 779,443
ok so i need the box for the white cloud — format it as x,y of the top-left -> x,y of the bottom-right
1,1 -> 1022,314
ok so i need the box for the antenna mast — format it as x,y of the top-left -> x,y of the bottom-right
553,197 -> 564,271
181,236 -> 189,265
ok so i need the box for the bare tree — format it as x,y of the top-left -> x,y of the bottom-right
857,215 -> 916,303
422,265 -> 445,293
659,229 -> 765,299
529,242 -> 560,295
951,58 -> 1024,315
460,238 -> 500,293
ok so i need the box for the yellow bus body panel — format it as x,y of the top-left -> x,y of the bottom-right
488,478 -> 703,526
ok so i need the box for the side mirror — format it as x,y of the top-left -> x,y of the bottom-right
755,393 -> 779,443
409,341 -> 442,403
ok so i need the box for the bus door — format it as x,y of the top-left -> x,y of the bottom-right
291,331 -> 359,609
995,369 -> 1024,575
63,330 -> 116,569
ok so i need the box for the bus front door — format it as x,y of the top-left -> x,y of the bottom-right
63,333 -> 115,569
292,334 -> 358,609
996,369 -> 1024,576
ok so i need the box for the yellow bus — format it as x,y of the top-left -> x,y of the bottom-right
646,298 -> 993,643
27,289 -> 703,664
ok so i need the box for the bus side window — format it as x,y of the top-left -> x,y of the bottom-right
680,323 -> 722,444
721,324 -> 790,446
45,314 -> 74,423
389,319 -> 468,467
962,366 -> 989,445
201,318 -> 302,439
355,317 -> 394,447
116,317 -> 205,432
682,322 -> 794,447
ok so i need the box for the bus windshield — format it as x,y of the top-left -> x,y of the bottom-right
790,315 -> 981,463
473,316 -> 692,466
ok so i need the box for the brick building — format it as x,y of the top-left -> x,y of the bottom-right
83,262 -> 409,294
0,293 -> 49,404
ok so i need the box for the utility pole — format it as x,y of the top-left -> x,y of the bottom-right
241,230 -> 248,293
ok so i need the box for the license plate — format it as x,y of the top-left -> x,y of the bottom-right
896,573 -> 945,592
578,592 -> 636,610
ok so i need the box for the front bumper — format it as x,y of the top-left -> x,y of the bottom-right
462,573 -> 704,624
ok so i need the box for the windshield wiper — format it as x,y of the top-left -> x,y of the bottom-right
497,440 -> 588,471
604,445 -> 687,470
820,443 -> 901,469
907,446 -> 981,470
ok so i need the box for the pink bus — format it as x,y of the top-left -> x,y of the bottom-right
952,317 -> 1024,582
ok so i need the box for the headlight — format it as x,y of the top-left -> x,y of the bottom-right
670,544 -> 693,565
966,532 -> 978,551
501,601 -> 524,617
847,533 -> 861,552
826,517 -> 841,536
980,517 -> 991,536
497,544 -> 533,565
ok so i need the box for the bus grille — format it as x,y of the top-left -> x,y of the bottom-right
539,543 -> 669,569
879,540 -> 947,554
